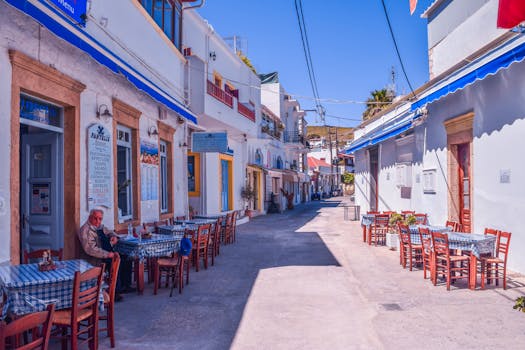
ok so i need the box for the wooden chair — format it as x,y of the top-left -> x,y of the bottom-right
398,224 -> 423,271
480,231 -> 511,290
418,227 -> 433,280
23,249 -> 63,264
231,211 -> 238,243
414,213 -> 428,225
142,222 -> 157,234
52,265 -> 104,350
223,213 -> 234,245
431,232 -> 469,290
192,224 -> 211,272
207,219 -> 222,266
155,219 -> 170,228
175,215 -> 186,221
366,211 -> 380,215
445,220 -> 460,231
99,254 -> 120,348
214,217 -> 223,256
401,210 -> 415,216
369,214 -> 389,246
0,304 -> 54,350
382,211 -> 395,216
154,243 -> 190,296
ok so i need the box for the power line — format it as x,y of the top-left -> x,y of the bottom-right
380,0 -> 416,98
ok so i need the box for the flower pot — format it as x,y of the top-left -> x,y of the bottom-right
386,232 -> 399,250
245,209 -> 255,218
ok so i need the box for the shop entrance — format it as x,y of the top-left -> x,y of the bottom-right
19,96 -> 64,257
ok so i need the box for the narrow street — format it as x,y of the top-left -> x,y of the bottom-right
102,199 -> 525,350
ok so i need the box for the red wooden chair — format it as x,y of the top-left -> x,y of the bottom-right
154,251 -> 190,296
366,211 -> 380,215
175,215 -> 186,221
142,222 -> 157,234
414,213 -> 428,225
445,220 -> 460,232
223,213 -> 234,244
231,211 -> 239,243
207,218 -> 222,266
99,254 -> 120,348
480,231 -> 511,290
398,224 -> 423,271
369,214 -> 389,246
0,304 -> 54,350
431,232 -> 469,290
23,249 -> 63,264
52,265 -> 104,350
418,227 -> 433,280
192,224 -> 212,272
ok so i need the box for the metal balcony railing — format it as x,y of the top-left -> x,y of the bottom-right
283,130 -> 305,144
207,80 -> 233,108
237,101 -> 255,121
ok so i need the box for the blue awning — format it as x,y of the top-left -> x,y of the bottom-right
345,113 -> 414,154
411,39 -> 525,111
5,0 -> 198,124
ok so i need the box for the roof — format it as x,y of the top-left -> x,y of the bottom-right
259,72 -> 279,84
307,157 -> 331,169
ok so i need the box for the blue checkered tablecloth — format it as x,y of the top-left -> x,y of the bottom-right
0,260 -> 96,318
408,225 -> 450,244
361,214 -> 376,227
157,224 -> 196,236
174,219 -> 216,226
194,214 -> 227,220
114,234 -> 180,261
445,232 -> 496,258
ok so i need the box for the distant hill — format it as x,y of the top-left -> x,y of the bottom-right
307,125 -> 354,146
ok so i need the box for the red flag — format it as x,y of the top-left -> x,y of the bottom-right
409,0 -> 418,15
498,0 -> 525,28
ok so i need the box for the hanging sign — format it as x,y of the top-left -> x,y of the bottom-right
191,132 -> 228,153
87,124 -> 112,209
49,0 -> 88,25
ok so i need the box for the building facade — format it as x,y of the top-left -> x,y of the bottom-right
347,0 -> 525,273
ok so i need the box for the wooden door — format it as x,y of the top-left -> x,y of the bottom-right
457,143 -> 471,232
369,148 -> 379,211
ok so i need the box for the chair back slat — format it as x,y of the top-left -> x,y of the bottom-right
373,214 -> 389,227
446,221 -> 460,232
367,211 -> 380,215
143,222 -> 157,234
414,213 -> 428,225
432,231 -> 450,256
72,266 -> 104,321
196,224 -> 211,248
419,227 -> 432,252
0,304 -> 54,350
497,231 -> 511,261
398,224 -> 411,245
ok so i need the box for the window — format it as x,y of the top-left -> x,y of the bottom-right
159,141 -> 168,213
140,0 -> 182,49
117,125 -> 133,221
188,152 -> 200,196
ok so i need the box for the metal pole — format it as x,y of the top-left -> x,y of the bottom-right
328,126 -> 333,193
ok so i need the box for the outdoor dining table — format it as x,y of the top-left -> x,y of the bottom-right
0,259 -> 95,319
114,234 -> 181,295
408,225 -> 450,244
157,224 -> 197,235
173,219 -> 217,226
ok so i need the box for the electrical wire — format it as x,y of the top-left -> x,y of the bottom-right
380,0 -> 416,98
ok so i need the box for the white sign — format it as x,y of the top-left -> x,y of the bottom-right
88,124 -> 112,209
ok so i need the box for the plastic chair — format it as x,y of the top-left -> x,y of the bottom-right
0,304 -> 54,350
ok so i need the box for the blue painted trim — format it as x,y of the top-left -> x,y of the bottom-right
345,118 -> 413,154
411,41 -> 525,111
5,0 -> 197,124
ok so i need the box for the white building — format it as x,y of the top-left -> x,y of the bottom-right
183,10 -> 261,216
347,0 -> 525,273
0,0 -> 200,264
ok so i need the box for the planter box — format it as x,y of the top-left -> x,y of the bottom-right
386,233 -> 399,250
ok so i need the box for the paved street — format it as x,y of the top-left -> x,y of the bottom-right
100,199 -> 525,350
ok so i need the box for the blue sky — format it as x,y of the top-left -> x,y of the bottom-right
198,0 -> 435,128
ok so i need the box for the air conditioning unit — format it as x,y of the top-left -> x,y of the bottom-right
395,163 -> 412,187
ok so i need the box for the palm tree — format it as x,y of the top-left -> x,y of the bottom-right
362,89 -> 393,121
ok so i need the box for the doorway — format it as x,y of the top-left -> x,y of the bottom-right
457,143 -> 471,232
369,147 -> 379,211
19,97 -> 64,257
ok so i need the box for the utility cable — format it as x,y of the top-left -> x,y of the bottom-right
380,0 -> 416,98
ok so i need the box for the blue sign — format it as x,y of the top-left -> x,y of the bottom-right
192,132 -> 229,153
49,0 -> 88,24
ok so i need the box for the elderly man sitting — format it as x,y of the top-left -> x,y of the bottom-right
78,208 -> 134,299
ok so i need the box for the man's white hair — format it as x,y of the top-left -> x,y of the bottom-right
89,208 -> 104,216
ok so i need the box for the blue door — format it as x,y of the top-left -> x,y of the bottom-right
221,159 -> 229,211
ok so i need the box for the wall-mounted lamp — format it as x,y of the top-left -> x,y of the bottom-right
209,51 -> 216,61
96,104 -> 112,121
179,141 -> 188,148
177,116 -> 185,125
148,125 -> 159,137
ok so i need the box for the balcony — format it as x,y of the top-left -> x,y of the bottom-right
283,130 -> 305,144
238,101 -> 255,122
207,80 -> 233,108
261,125 -> 281,140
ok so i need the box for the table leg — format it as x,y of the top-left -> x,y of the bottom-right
469,254 -> 477,290
135,259 -> 145,295
362,225 -> 367,242
367,226 -> 372,245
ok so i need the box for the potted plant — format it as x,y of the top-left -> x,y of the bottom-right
404,214 -> 417,226
241,185 -> 256,217
386,213 -> 403,250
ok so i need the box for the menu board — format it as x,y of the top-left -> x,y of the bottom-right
87,124 -> 112,209
140,139 -> 159,201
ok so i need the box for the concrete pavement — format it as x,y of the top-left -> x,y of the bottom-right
97,199 -> 525,350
